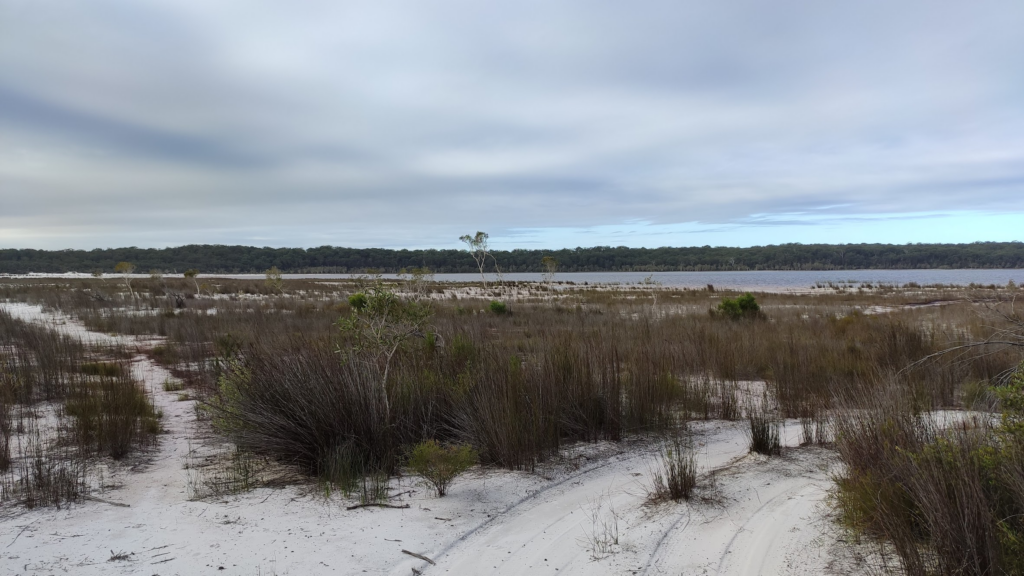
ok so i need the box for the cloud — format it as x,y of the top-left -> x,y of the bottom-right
0,0 -> 1023,249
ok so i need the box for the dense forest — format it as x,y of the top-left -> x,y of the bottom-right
1,242 -> 1022,274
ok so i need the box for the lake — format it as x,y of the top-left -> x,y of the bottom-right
219,269 -> 1024,291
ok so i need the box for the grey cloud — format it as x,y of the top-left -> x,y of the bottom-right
1,0 -> 1023,249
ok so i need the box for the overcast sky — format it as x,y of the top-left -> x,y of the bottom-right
1,0 -> 1023,250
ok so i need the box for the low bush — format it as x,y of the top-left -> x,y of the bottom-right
488,300 -> 508,315
348,293 -> 368,311
407,439 -> 478,497
715,293 -> 761,320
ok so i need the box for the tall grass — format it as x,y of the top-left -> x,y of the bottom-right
0,309 -> 85,402
65,362 -> 160,459
0,308 -> 158,507
833,373 -> 1024,576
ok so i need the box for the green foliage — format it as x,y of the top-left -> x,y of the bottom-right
113,261 -> 135,275
407,439 -> 478,497
716,293 -> 761,319
337,280 -> 434,416
348,292 -> 368,311
489,300 -> 508,315
4,242 -> 1023,274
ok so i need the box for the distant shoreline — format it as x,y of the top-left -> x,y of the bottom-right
2,242 -> 1022,275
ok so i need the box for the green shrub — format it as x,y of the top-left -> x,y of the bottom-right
407,440 -> 478,497
348,293 -> 368,311
716,293 -> 761,319
489,301 -> 508,315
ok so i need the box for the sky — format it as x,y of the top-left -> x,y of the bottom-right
1,0 -> 1023,251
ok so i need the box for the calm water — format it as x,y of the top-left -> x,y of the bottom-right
11,269 -> 1023,291
226,269 -> 1024,291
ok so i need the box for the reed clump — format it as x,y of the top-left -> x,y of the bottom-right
833,370 -> 1024,576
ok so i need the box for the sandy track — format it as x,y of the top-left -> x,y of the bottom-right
1,303 -> 854,576
408,421 -> 837,576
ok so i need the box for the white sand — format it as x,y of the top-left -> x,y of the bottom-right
0,303 -> 862,576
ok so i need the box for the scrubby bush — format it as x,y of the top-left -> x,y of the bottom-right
489,300 -> 508,315
348,292 -> 368,311
407,439 -> 478,497
715,293 -> 761,319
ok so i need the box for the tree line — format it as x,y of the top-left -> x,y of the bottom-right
1,242 -> 1022,274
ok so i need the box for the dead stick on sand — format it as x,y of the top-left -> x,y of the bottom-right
84,495 -> 130,508
346,503 -> 411,511
401,550 -> 436,565
7,523 -> 33,548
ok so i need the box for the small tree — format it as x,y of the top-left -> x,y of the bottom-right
184,269 -> 201,296
460,231 -> 499,287
541,256 -> 558,287
408,440 -> 478,497
114,262 -> 136,301
337,280 -> 433,419
399,266 -> 434,300
265,266 -> 283,293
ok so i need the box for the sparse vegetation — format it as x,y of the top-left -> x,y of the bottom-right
2,271 -> 1022,544
648,434 -> 698,501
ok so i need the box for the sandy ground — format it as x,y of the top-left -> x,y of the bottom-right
0,302 -> 865,576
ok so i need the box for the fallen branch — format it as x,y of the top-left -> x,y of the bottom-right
401,550 -> 436,565
7,523 -> 33,548
85,495 -> 130,508
345,503 -> 411,511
